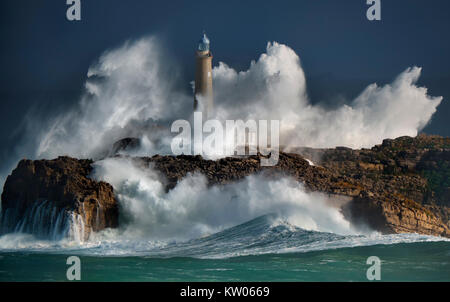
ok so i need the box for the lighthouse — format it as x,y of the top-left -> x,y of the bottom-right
194,33 -> 214,118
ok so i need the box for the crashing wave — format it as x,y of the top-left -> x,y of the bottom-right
0,200 -> 88,243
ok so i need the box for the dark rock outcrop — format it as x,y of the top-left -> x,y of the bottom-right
291,134 -> 450,237
1,156 -> 119,240
1,134 -> 449,240
344,196 -> 449,236
129,134 -> 450,237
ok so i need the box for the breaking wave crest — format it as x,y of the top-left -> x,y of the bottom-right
0,214 -> 447,259
0,36 -> 446,258
0,157 -> 448,258
10,36 -> 442,165
89,157 -> 358,241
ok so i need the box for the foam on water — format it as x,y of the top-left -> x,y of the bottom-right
88,157 -> 360,241
0,214 -> 447,259
0,37 -> 445,259
0,157 -> 448,258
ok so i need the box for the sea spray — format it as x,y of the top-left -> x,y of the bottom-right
1,37 -> 443,195
90,157 -> 358,242
24,39 -> 441,162
0,200 -> 91,243
0,37 -> 445,256
0,166 -> 448,257
0,214 -> 447,259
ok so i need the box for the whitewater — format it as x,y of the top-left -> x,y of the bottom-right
0,36 -> 448,281
0,165 -> 449,281
1,211 -> 449,281
0,161 -> 448,260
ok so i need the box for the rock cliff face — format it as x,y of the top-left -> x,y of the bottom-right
345,197 -> 448,236
133,134 -> 450,237
0,157 -> 119,240
292,134 -> 450,237
1,134 -> 449,240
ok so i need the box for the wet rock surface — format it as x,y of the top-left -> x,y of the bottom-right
134,134 -> 450,237
2,134 -> 450,239
1,156 -> 119,239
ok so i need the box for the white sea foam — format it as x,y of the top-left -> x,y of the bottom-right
10,37 -> 441,164
0,217 -> 447,258
0,36 -> 445,257
89,157 -> 357,241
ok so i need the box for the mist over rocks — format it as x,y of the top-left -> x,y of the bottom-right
1,37 -> 443,201
2,134 -> 449,240
26,38 -> 442,163
135,152 -> 334,193
110,137 -> 141,155
105,133 -> 450,238
143,135 -> 450,237
0,37 -> 447,240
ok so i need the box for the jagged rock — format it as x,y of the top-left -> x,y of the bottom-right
132,134 -> 450,237
0,156 -> 119,240
1,134 -> 450,239
344,197 -> 450,237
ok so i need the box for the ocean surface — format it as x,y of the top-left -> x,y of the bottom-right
1,215 -> 449,282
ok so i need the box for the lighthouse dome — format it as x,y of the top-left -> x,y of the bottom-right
198,33 -> 210,51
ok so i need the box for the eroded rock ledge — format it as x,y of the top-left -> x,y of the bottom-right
0,157 -> 119,240
135,140 -> 450,237
1,134 -> 449,239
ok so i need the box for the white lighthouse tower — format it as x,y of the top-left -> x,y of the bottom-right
194,33 -> 214,118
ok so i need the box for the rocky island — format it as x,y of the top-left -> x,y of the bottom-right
1,134 -> 449,240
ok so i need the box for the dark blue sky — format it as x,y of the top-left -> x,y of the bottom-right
0,0 -> 449,161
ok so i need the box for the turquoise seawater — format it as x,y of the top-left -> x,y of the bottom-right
0,216 -> 449,282
1,241 -> 450,281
